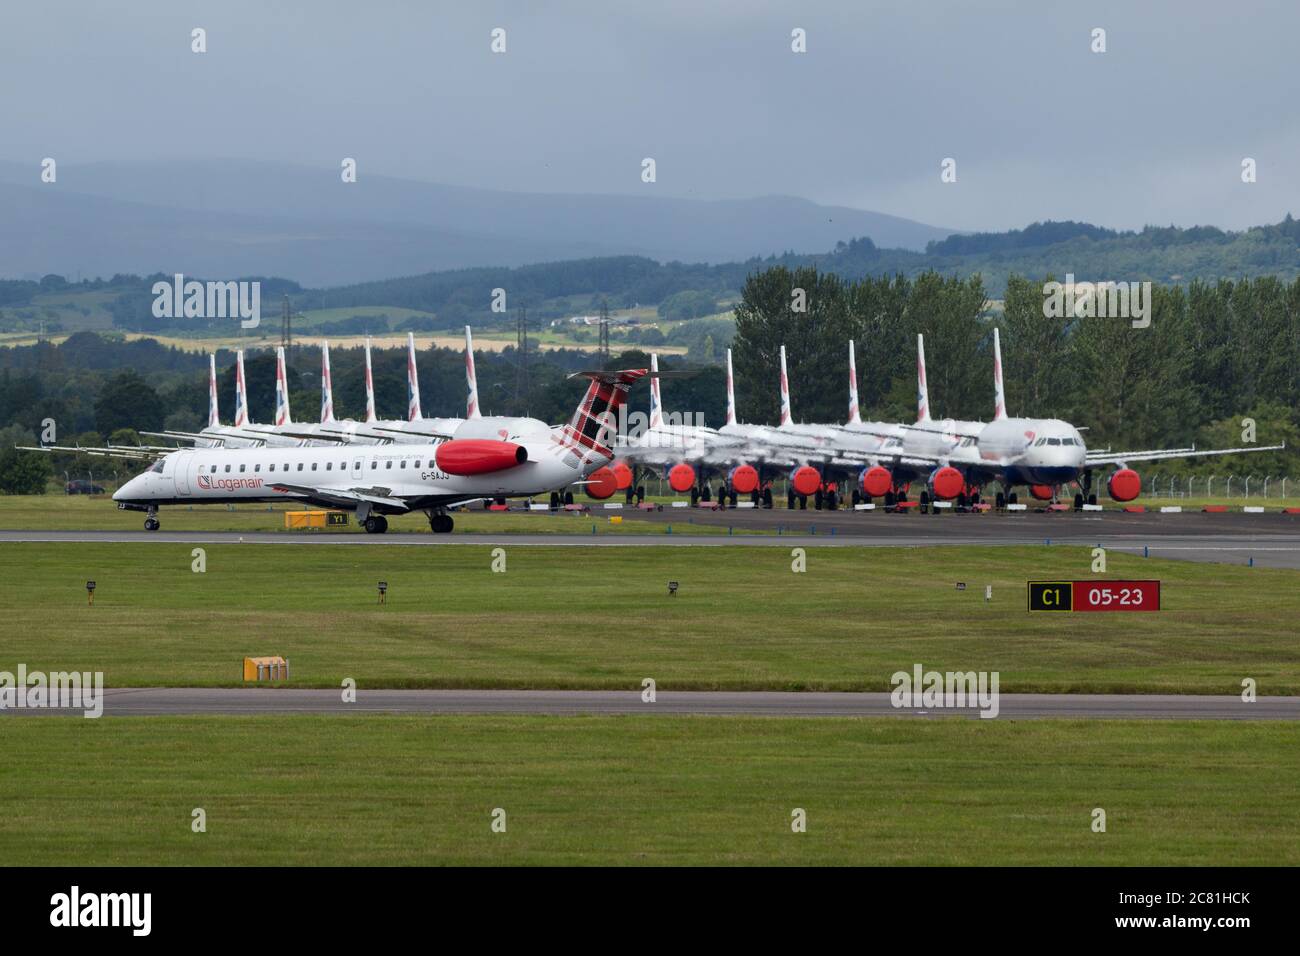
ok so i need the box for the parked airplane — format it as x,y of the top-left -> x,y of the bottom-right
713,347 -> 886,509
613,353 -> 754,504
113,368 -> 649,533
850,327 -> 1285,510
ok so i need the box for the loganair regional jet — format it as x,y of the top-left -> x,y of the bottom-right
114,369 -> 648,533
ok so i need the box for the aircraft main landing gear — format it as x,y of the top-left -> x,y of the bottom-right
428,513 -> 454,534
364,515 -> 389,534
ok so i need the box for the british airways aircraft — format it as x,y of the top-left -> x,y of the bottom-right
832,328 -> 1285,510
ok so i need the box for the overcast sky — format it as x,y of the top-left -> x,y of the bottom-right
3,0 -> 1298,234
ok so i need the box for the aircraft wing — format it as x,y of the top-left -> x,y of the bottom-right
241,425 -> 349,444
371,425 -> 453,441
1086,443 -> 1286,468
16,444 -> 168,461
141,429 -> 239,446
269,482 -> 412,513
894,421 -> 986,438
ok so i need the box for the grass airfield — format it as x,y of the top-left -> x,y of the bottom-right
2,541 -> 1298,693
4,497 -> 1298,867
2,716 -> 1296,866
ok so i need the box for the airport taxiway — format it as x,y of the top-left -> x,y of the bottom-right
5,510 -> 1300,567
4,687 -> 1297,719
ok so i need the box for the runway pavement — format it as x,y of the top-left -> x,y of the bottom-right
4,687 -> 1298,719
6,509 -> 1300,568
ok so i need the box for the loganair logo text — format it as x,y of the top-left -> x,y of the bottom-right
0,665 -> 103,718
152,273 -> 261,329
50,886 -> 151,936
890,663 -> 1000,719
197,474 -> 264,492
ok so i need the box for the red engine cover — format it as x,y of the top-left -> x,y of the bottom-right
790,465 -> 821,497
611,461 -> 633,490
434,439 -> 527,476
1107,468 -> 1141,502
728,464 -> 759,494
927,466 -> 964,500
584,466 -> 618,500
1029,484 -> 1054,501
668,462 -> 696,493
860,465 -> 892,498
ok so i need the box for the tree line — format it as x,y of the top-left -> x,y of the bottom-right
732,267 -> 1300,478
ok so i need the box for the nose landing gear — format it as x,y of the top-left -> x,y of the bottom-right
143,507 -> 159,531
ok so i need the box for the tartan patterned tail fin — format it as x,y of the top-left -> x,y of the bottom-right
558,369 -> 648,464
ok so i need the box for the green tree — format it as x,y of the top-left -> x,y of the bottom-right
94,370 -> 165,435
999,274 -> 1074,418
732,266 -> 855,424
0,428 -> 52,495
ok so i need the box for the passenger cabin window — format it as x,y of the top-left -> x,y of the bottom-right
239,464 -> 246,472
400,460 -> 406,469
225,464 -> 232,473
255,464 -> 261,472
210,465 -> 217,473
326,463 -> 332,471
386,460 -> 393,470
311,463 -> 318,471
269,464 -> 275,472
297,463 -> 304,471
371,461 -> 377,470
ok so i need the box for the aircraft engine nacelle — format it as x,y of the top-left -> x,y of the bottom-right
926,466 -> 964,501
435,439 -> 527,476
859,465 -> 893,498
584,466 -> 618,500
728,464 -> 759,494
611,461 -> 634,490
1029,484 -> 1054,501
1107,467 -> 1141,502
667,462 -> 696,493
789,465 -> 821,497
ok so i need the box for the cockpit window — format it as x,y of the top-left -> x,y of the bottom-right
1047,438 -> 1061,446
148,459 -> 165,474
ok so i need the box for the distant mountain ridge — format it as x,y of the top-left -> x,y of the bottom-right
0,159 -> 957,285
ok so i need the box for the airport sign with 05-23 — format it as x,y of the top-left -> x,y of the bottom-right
1027,580 -> 1161,612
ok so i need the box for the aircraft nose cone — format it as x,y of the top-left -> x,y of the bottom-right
113,476 -> 140,501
